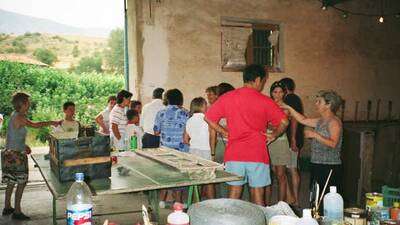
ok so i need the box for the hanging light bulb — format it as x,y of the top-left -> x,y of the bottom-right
322,5 -> 327,10
342,12 -> 348,19
395,13 -> 400,19
378,16 -> 384,23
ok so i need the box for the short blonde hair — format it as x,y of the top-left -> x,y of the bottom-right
12,92 -> 30,112
190,97 -> 207,114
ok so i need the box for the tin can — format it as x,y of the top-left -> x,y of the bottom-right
345,208 -> 367,225
369,208 -> 390,225
366,193 -> 384,211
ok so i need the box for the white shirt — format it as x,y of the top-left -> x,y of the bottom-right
141,99 -> 165,134
185,113 -> 210,151
101,107 -> 111,132
126,123 -> 144,149
109,105 -> 127,136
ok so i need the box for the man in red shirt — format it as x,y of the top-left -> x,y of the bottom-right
205,64 -> 288,206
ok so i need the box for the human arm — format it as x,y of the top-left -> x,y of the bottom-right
183,130 -> 190,145
16,114 -> 60,128
305,119 -> 342,148
289,118 -> 299,152
111,123 -> 121,140
153,111 -> 162,136
209,128 -> 217,161
282,103 -> 319,128
267,118 -> 289,145
95,113 -> 108,134
204,117 -> 228,138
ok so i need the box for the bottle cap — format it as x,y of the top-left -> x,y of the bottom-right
394,202 -> 400,207
330,186 -> 337,193
173,202 -> 184,211
303,209 -> 312,218
75,173 -> 84,181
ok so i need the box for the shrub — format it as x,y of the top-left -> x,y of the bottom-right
72,45 -> 80,58
75,54 -> 103,73
0,61 -> 124,143
33,48 -> 57,65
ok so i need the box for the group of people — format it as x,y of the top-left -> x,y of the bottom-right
1,64 -> 344,220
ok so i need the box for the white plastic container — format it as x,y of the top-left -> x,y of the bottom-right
323,186 -> 344,221
66,173 -> 93,225
167,203 -> 189,225
297,209 -> 318,225
268,215 -> 299,225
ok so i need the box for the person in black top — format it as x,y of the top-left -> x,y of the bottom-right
280,77 -> 304,207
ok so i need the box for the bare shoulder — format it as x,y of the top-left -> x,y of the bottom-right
329,117 -> 342,128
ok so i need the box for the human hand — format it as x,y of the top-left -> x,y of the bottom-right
280,102 -> 290,110
25,146 -> 32,155
291,141 -> 299,152
304,130 -> 317,139
51,120 -> 62,127
266,132 -> 277,145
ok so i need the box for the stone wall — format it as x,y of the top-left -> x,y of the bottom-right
128,0 -> 400,120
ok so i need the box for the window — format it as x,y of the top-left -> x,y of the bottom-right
221,18 -> 282,72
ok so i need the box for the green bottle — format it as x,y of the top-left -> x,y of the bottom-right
130,135 -> 137,151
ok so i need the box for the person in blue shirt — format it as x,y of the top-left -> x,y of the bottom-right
153,88 -> 189,207
154,89 -> 189,152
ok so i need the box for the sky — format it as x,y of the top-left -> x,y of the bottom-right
0,0 -> 124,29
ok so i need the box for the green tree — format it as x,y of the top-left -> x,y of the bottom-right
75,54 -> 103,73
104,28 -> 124,74
33,48 -> 57,65
72,45 -> 80,58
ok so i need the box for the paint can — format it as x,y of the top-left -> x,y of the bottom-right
366,193 -> 384,211
344,208 -> 367,225
369,207 -> 390,225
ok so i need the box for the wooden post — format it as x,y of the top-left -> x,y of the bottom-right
388,101 -> 393,121
341,100 -> 346,121
376,99 -> 381,121
354,101 -> 360,122
367,100 -> 372,121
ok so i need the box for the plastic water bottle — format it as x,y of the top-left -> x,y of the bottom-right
66,173 -> 93,225
167,203 -> 189,225
130,135 -> 137,151
323,186 -> 344,221
297,209 -> 319,225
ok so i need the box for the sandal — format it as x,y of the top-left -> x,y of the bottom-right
2,207 -> 15,216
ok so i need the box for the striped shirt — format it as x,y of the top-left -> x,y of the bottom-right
109,105 -> 127,136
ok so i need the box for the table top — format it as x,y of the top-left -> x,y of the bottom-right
31,153 -> 241,199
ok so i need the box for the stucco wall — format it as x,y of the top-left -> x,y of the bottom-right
128,0 -> 400,120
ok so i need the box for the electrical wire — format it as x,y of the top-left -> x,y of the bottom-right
317,0 -> 400,17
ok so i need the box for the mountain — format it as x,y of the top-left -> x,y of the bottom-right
0,9 -> 112,38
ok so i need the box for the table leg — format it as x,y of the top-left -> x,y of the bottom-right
147,190 -> 160,222
53,196 -> 58,225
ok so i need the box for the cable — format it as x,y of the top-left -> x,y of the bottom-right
317,0 -> 400,17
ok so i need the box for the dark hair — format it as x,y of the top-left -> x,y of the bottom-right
243,64 -> 267,83
205,86 -> 218,95
280,77 -> 296,91
130,100 -> 142,109
190,97 -> 207,114
63,101 -> 75,110
269,81 -> 287,100
217,83 -> 235,97
316,90 -> 343,113
165,89 -> 183,106
126,109 -> 139,121
107,95 -> 117,103
153,88 -> 164,99
11,92 -> 30,111
116,90 -> 133,104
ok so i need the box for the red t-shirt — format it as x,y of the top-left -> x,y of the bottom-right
205,87 -> 287,164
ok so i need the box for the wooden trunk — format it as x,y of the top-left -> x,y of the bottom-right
49,132 -> 111,182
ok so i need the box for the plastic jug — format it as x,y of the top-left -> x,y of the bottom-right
297,209 -> 318,225
323,186 -> 344,221
167,203 -> 189,225
66,173 -> 93,225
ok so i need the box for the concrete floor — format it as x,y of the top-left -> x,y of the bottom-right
0,147 -> 311,225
